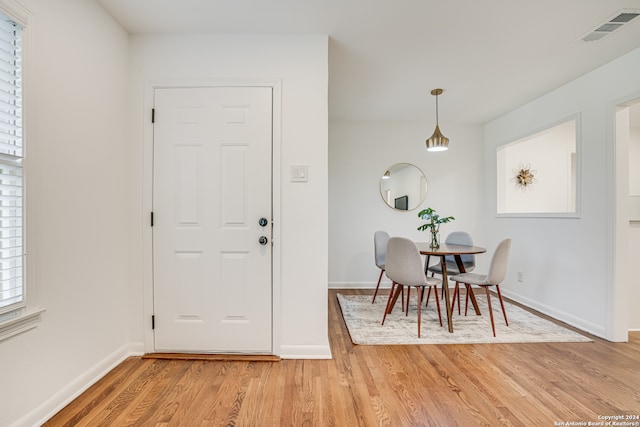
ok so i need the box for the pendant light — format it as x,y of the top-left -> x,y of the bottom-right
425,88 -> 449,152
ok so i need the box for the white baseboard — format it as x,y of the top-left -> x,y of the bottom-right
329,282 -> 460,290
329,282 -> 381,289
13,342 -> 144,427
279,344 -> 332,359
500,289 -> 606,339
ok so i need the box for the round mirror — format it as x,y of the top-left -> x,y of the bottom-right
380,163 -> 428,211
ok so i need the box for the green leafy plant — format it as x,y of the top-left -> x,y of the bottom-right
417,207 -> 455,233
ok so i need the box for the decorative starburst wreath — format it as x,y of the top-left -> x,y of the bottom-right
511,163 -> 537,191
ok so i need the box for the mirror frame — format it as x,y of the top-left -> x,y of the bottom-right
379,163 -> 428,211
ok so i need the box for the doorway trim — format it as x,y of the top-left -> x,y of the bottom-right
607,90 -> 640,341
141,79 -> 282,355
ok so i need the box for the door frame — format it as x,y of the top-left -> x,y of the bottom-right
141,80 -> 282,355
608,91 -> 640,341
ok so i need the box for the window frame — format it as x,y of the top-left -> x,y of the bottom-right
0,0 -> 43,342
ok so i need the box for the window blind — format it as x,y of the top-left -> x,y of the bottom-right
0,15 -> 22,315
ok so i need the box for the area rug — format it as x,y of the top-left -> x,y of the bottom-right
337,293 -> 592,345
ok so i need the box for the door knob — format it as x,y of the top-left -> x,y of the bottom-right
259,236 -> 268,245
258,217 -> 268,227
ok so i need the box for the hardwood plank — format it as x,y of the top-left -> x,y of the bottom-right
44,289 -> 640,427
82,359 -> 186,427
142,353 -> 280,362
235,363 -> 283,426
109,359 -> 192,426
131,360 -> 208,425
43,357 -> 145,427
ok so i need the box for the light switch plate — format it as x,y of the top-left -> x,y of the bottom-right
291,165 -> 309,182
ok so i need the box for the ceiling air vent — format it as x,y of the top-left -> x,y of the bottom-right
581,9 -> 640,42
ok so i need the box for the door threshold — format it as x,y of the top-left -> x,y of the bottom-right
142,353 -> 280,362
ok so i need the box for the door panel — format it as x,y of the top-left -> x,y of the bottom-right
153,86 -> 272,353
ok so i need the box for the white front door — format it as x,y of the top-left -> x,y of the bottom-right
152,86 -> 272,353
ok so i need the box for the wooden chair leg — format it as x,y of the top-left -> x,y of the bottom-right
405,286 -> 411,316
372,269 -> 384,303
417,286 -> 424,338
496,285 -> 508,326
451,283 -> 461,315
401,287 -> 405,312
425,286 -> 432,307
464,285 -> 470,316
433,285 -> 443,327
484,286 -> 496,337
382,282 -> 397,325
389,283 -> 404,313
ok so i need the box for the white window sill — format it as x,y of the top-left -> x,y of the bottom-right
0,308 -> 45,342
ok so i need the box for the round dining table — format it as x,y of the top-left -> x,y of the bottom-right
416,242 -> 487,333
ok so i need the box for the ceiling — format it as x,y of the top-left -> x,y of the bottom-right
97,0 -> 640,125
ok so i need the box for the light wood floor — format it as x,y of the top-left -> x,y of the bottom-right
44,289 -> 640,426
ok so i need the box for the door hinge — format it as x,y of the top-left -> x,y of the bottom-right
152,315 -> 155,330
151,212 -> 154,227
152,108 -> 155,123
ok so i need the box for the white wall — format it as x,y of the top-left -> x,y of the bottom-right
484,46 -> 640,340
329,122 -> 484,288
0,1 -> 133,426
128,34 -> 330,359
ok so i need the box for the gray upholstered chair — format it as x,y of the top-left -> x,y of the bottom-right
372,230 -> 390,303
427,231 -> 476,313
382,237 -> 442,337
449,238 -> 511,337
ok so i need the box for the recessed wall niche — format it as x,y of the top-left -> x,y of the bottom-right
496,116 -> 580,217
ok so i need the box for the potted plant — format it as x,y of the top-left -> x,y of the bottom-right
417,207 -> 454,248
